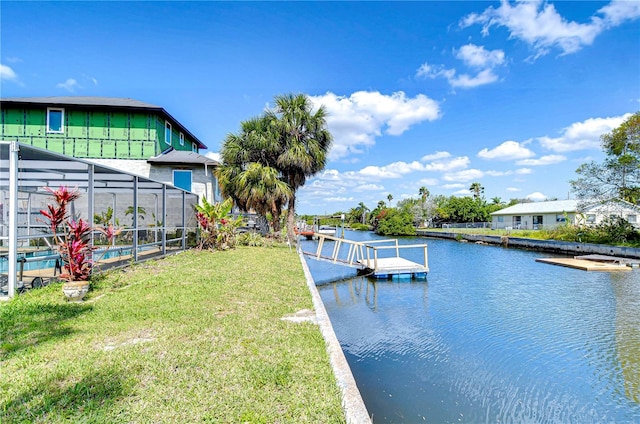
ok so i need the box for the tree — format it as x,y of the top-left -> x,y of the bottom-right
355,202 -> 369,224
216,115 -> 289,231
375,208 -> 416,236
419,186 -> 430,204
491,197 -> 503,205
571,112 -> 640,203
271,94 -> 333,242
469,182 -> 484,200
387,193 -> 394,204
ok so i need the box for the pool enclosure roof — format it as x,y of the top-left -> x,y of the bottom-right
7,142 -> 193,194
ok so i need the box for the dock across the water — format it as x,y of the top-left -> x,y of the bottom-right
536,254 -> 638,271
301,234 -> 429,279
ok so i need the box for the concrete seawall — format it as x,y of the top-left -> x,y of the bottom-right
416,230 -> 640,259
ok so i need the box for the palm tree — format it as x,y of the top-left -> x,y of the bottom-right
216,115 -> 288,231
419,186 -> 430,205
355,202 -> 369,224
270,94 -> 333,242
491,196 -> 503,205
387,193 -> 393,204
469,182 -> 484,200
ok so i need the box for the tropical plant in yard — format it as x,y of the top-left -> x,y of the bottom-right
39,186 -> 119,296
194,197 -> 243,250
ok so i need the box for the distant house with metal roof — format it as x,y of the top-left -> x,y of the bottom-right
0,96 -> 220,201
491,199 -> 640,230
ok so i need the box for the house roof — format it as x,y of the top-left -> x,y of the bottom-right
147,148 -> 219,167
0,96 -> 207,150
491,199 -> 579,215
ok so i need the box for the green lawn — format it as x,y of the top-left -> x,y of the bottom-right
1,248 -> 345,423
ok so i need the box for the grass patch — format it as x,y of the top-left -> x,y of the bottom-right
1,247 -> 345,423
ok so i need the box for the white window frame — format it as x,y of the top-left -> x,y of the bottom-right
627,214 -> 637,223
165,121 -> 172,145
179,132 -> 185,146
192,142 -> 197,152
46,107 -> 65,133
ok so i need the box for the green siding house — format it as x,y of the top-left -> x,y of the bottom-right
0,97 -> 220,202
0,96 -> 207,159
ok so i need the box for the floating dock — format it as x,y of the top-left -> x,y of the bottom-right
536,256 -> 633,271
301,234 -> 429,279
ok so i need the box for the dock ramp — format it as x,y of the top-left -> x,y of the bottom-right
300,234 -> 429,278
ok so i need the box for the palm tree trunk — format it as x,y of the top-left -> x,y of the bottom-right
286,193 -> 297,244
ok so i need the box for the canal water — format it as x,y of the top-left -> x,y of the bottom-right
301,231 -> 640,423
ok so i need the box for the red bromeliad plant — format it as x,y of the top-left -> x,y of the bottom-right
39,186 -> 119,282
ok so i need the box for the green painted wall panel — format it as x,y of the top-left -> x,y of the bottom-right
47,138 -> 64,154
130,113 -> 150,140
115,140 -> 129,158
2,109 -> 25,137
129,141 -> 143,158
87,140 -> 102,157
66,110 -> 87,138
101,140 -> 116,157
89,112 -> 109,139
63,139 -> 75,156
25,110 -> 45,136
31,137 -> 47,149
110,112 -> 129,140
74,138 -> 89,157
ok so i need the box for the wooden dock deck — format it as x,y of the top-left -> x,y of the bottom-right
535,257 -> 632,271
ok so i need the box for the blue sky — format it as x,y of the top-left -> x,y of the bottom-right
2,1 -> 639,215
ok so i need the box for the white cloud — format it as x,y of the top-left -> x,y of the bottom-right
450,68 -> 500,88
205,151 -> 220,162
515,168 -> 533,175
83,74 -> 99,86
516,155 -> 566,166
456,44 -> 505,68
416,63 -> 456,80
461,0 -> 640,58
1,64 -> 17,81
416,61 -> 499,89
359,161 -> 427,179
417,44 -> 504,88
506,187 -> 521,192
56,78 -> 80,93
454,189 -> 473,196
417,178 -> 439,186
597,0 -> 640,27
537,113 -> 632,152
326,196 -> 355,202
354,183 -> 384,192
424,156 -> 470,172
443,183 -> 465,189
442,168 -> 484,182
526,191 -> 548,201
421,151 -> 451,161
485,170 -> 512,177
309,91 -> 441,160
478,140 -> 535,160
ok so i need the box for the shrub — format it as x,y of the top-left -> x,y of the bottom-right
375,209 -> 416,236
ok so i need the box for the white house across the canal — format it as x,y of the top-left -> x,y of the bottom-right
491,199 -> 640,230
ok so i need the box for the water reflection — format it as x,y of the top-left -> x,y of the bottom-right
307,232 -> 640,423
611,272 -> 640,403
322,276 -> 428,313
